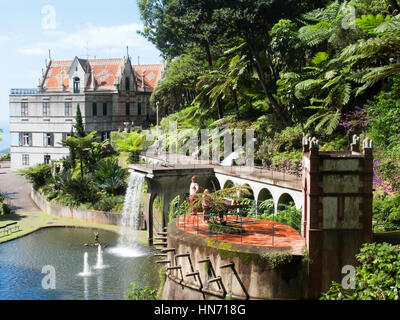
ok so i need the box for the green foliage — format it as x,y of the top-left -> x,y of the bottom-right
113,132 -> 145,163
0,152 -> 10,161
93,158 -> 129,196
19,164 -> 52,190
265,204 -> 302,232
373,193 -> 400,232
0,194 -> 12,216
157,266 -> 167,299
261,251 -> 293,269
355,13 -> 391,34
365,75 -> 400,150
58,175 -> 100,205
74,104 -> 86,137
39,135 -> 127,212
60,131 -> 99,179
255,124 -> 303,167
319,136 -> 348,151
124,283 -> 157,300
92,195 -> 125,213
207,218 -> 245,235
168,194 -> 189,222
321,242 -> 400,300
188,185 -> 252,216
151,48 -> 208,116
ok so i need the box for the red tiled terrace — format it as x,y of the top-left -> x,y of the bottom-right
177,213 -> 305,249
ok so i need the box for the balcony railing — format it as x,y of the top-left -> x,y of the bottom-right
10,88 -> 38,95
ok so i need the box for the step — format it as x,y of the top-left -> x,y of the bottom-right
155,237 -> 168,241
208,277 -> 222,283
154,242 -> 168,246
161,248 -> 176,253
167,266 -> 182,271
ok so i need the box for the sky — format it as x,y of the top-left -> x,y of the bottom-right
0,0 -> 162,152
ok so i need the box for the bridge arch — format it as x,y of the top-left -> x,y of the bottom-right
256,188 -> 274,216
241,183 -> 255,200
257,188 -> 273,202
223,179 -> 235,189
277,193 -> 296,211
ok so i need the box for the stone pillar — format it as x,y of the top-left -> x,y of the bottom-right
147,193 -> 157,246
303,138 -> 373,299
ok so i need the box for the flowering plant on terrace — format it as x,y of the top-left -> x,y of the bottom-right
338,106 -> 370,137
373,146 -> 400,194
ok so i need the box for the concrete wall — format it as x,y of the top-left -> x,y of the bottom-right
161,220 -> 308,300
31,188 -> 121,226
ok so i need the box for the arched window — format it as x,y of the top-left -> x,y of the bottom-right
125,77 -> 130,91
73,77 -> 80,93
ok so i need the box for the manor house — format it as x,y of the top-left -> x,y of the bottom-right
9,55 -> 165,170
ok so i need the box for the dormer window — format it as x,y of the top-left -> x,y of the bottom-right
73,77 -> 80,93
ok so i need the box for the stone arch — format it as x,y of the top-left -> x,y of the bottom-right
257,188 -> 274,216
205,177 -> 221,193
168,193 -> 190,221
257,188 -> 273,202
241,183 -> 255,200
151,194 -> 164,234
277,193 -> 296,211
223,180 -> 235,189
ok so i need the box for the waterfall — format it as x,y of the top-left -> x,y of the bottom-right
109,172 -> 146,258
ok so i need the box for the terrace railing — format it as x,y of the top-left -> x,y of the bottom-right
10,88 -> 38,95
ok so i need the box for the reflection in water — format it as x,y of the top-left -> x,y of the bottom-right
97,270 -> 104,300
83,276 -> 89,300
0,228 -> 160,300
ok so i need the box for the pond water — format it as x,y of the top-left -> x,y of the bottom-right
0,228 -> 160,300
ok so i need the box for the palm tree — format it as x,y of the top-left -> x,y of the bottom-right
60,131 -> 99,179
196,53 -> 249,116
93,158 -> 129,196
339,13 -> 400,93
284,1 -> 369,134
114,131 -> 145,163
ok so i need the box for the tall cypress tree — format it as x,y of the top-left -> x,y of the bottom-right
74,103 -> 86,138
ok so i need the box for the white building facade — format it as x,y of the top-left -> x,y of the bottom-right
9,56 -> 164,170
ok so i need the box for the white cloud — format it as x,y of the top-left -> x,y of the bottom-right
17,47 -> 48,56
0,36 -> 10,44
18,23 -> 160,62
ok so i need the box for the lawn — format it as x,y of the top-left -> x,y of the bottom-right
0,210 -> 148,246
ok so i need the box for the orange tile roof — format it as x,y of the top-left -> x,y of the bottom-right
42,58 -> 163,93
133,64 -> 164,92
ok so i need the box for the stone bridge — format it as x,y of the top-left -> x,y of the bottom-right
130,153 -> 303,245
134,137 -> 374,299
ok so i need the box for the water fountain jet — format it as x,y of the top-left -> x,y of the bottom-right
94,244 -> 108,270
78,252 -> 92,277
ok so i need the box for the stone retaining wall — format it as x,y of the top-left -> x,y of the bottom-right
31,188 -> 121,226
161,219 -> 308,300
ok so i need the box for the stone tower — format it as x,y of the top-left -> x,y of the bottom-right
302,135 -> 373,298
